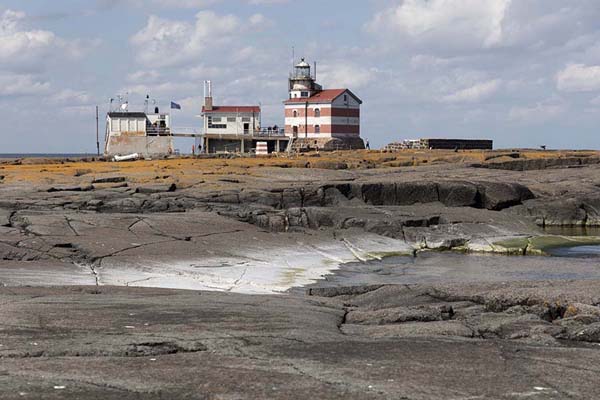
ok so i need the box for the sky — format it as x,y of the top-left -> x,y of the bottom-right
1,0 -> 600,153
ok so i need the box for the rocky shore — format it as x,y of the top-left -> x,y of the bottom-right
1,150 -> 600,398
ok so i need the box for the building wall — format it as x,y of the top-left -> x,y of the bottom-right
105,114 -> 173,157
108,117 -> 147,135
421,139 -> 494,150
204,112 -> 260,135
105,134 -> 173,157
284,98 -> 360,139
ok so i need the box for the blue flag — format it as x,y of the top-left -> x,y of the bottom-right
171,101 -> 181,110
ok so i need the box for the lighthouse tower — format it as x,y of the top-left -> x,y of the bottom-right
288,58 -> 322,99
284,57 -> 364,150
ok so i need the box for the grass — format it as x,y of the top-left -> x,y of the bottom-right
1,149 -> 598,186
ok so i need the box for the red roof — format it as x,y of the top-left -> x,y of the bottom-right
284,89 -> 362,105
202,106 -> 260,114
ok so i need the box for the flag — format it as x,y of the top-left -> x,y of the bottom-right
171,101 -> 181,110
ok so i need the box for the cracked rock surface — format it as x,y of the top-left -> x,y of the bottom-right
1,158 -> 600,398
1,283 -> 600,399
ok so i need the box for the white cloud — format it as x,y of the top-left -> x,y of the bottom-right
509,100 -> 566,123
318,64 -> 378,90
556,63 -> 600,92
0,73 -> 50,96
182,64 -> 227,80
410,54 -> 454,70
99,0 -> 221,9
130,11 -> 254,67
0,10 -> 57,66
122,82 -> 197,97
50,89 -> 91,105
127,70 -> 161,83
367,0 -> 511,50
591,95 -> 600,106
439,79 -> 501,103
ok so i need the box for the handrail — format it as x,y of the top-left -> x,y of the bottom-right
256,128 -> 285,136
146,127 -> 171,136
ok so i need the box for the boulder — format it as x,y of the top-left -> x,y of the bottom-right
476,182 -> 534,211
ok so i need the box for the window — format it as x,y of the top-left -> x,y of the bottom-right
293,110 -> 298,117
343,94 -> 348,102
242,117 -> 251,122
120,119 -> 128,132
314,108 -> 320,118
111,119 -> 120,132
301,91 -> 309,97
129,119 -> 137,132
315,125 -> 320,134
227,117 -> 236,122
207,116 -> 226,129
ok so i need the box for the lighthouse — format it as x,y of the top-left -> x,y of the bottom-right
284,58 -> 365,150
288,58 -> 322,99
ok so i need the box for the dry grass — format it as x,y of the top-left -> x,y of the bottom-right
1,149 -> 598,186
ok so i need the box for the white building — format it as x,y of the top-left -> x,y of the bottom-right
283,59 -> 364,150
104,108 -> 173,157
201,81 -> 288,154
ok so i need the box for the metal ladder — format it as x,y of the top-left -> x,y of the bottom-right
286,137 -> 295,154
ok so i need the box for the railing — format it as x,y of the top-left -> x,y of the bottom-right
146,126 -> 171,136
256,128 -> 286,136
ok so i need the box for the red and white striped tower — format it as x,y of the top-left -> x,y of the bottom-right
284,58 -> 362,144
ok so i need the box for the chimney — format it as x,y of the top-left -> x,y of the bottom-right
204,80 -> 213,111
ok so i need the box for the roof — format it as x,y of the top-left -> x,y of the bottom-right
283,89 -> 362,105
107,112 -> 147,118
202,106 -> 261,114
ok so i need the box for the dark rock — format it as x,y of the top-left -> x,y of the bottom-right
516,198 -> 587,226
438,181 -> 479,207
393,182 -> 439,206
476,182 -> 535,211
307,285 -> 384,298
93,176 -> 126,184
126,341 -> 206,357
47,185 -> 94,193
135,183 -> 177,194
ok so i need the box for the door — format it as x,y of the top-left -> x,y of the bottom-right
292,126 -> 298,138
244,123 -> 250,135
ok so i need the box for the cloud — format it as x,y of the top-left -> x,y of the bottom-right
97,0 -> 221,9
0,9 -> 89,72
50,89 -> 92,105
127,70 -> 161,83
439,79 -> 501,103
0,10 -> 57,67
0,73 -> 50,96
509,99 -> 566,123
101,0 -> 287,7
318,63 -> 378,90
130,11 -> 263,67
556,63 -> 600,92
366,0 -> 511,50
